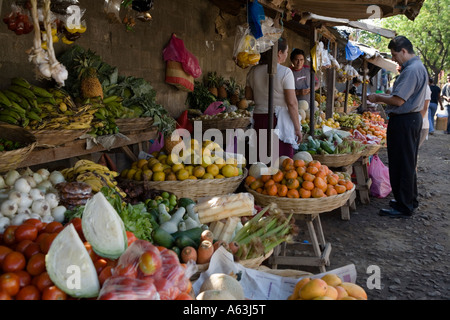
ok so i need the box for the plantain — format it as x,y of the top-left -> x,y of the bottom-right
36,96 -> 57,105
0,114 -> 19,125
10,77 -> 31,89
0,91 -> 12,107
30,85 -> 54,98
26,110 -> 42,121
3,89 -> 25,106
8,85 -> 37,102
10,102 -> 27,117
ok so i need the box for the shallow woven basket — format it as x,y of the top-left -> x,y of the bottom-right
192,249 -> 273,280
30,129 -> 88,148
0,122 -> 37,173
128,168 -> 247,201
116,117 -> 154,134
245,185 -> 356,215
312,152 -> 363,168
361,144 -> 382,157
199,116 -> 251,131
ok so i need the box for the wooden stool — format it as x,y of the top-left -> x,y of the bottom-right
352,156 -> 372,204
340,189 -> 357,220
269,213 -> 331,273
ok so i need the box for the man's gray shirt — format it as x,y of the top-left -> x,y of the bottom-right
386,56 -> 428,115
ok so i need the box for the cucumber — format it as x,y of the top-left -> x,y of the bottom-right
152,227 -> 175,248
174,235 -> 197,249
171,226 -> 205,243
81,192 -> 128,259
177,197 -> 195,208
45,224 -> 100,298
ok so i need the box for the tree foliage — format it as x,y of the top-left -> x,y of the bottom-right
354,0 -> 449,84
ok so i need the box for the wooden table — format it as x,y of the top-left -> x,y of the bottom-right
17,128 -> 158,168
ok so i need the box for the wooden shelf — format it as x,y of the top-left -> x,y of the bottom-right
17,128 -> 158,168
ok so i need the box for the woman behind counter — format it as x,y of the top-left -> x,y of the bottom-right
245,37 -> 302,160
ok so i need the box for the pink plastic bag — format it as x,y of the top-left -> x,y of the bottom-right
163,33 -> 202,78
203,101 -> 225,115
368,155 -> 392,198
148,132 -> 164,153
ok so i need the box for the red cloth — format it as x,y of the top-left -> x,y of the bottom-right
176,110 -> 193,133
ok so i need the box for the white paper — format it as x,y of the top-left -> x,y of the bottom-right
193,247 -> 357,300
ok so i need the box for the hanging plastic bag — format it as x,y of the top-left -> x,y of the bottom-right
163,33 -> 202,78
233,25 -> 261,69
368,155 -> 392,198
248,0 -> 265,39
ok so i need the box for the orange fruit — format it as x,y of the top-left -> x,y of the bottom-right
326,186 -> 337,196
299,188 -> 311,198
264,179 -> 275,189
282,158 -> 294,169
326,174 -> 338,186
335,184 -> 347,194
256,187 -> 264,193
286,178 -> 300,190
306,166 -> 319,175
272,170 -> 284,183
302,172 -> 315,182
245,176 -> 256,186
277,184 -> 288,197
315,169 -> 327,179
311,187 -> 325,198
313,177 -> 328,192
296,166 -> 306,176
287,189 -> 299,198
261,174 -> 272,183
294,159 -> 305,168
285,169 -> 298,180
266,184 -> 278,196
302,180 -> 314,191
308,160 -> 322,169
344,180 -> 354,190
250,179 -> 264,190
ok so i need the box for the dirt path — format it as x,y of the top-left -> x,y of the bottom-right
290,131 -> 449,300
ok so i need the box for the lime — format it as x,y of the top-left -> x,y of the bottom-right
161,191 -> 170,199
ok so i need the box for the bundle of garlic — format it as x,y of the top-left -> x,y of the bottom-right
28,0 -> 68,86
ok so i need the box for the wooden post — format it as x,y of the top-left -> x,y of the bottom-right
267,41 -> 278,157
325,41 -> 337,119
344,79 -> 350,113
361,59 -> 368,111
309,24 -> 317,137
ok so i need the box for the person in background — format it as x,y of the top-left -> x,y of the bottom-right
440,74 -> 450,134
419,84 -> 431,148
289,48 -> 319,103
428,78 -> 442,135
245,37 -> 302,160
367,36 -> 428,219
348,77 -> 362,95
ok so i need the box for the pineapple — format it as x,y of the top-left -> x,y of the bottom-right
216,75 -> 228,99
237,85 -> 248,110
227,77 -> 240,105
205,71 -> 218,97
80,67 -> 104,99
164,130 -> 184,155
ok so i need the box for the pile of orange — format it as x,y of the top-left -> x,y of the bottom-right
245,158 -> 354,199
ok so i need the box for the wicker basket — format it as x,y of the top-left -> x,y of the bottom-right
30,129 -> 88,148
0,122 -> 37,173
116,117 -> 154,134
361,144 -> 382,157
245,185 -> 356,215
125,168 -> 247,201
199,116 -> 251,131
312,152 -> 363,168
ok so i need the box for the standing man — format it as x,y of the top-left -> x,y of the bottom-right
368,36 -> 428,219
428,78 -> 442,135
441,74 -> 450,134
290,48 -> 320,103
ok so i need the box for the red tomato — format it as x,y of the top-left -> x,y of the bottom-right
14,239 -> 34,254
138,250 -> 162,276
126,231 -> 137,246
0,272 -> 21,296
33,272 -> 54,292
26,252 -> 46,276
98,266 -> 113,286
23,242 -> 40,260
114,263 -> 138,278
0,290 -> 12,300
2,225 -> 18,246
175,292 -> 194,300
22,218 -> 45,232
42,221 -> 63,234
83,242 -> 98,261
0,245 -> 13,266
14,270 -> 31,288
39,232 -> 58,254
2,251 -> 26,272
15,285 -> 40,300
35,232 -> 49,247
69,217 -> 85,241
14,224 -> 38,242
41,285 -> 67,300
94,258 -> 108,275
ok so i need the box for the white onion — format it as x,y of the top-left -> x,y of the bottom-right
1,200 -> 18,218
0,216 -> 11,234
36,168 -> 50,180
41,214 -> 54,223
30,188 -> 45,201
49,171 -> 65,186
11,213 -> 31,226
18,192 -> 33,208
14,178 -> 31,194
45,193 -> 59,209
5,170 -> 20,186
8,191 -> 23,205
31,199 -> 50,216
51,205 -> 66,223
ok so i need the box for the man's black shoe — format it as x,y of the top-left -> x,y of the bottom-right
389,199 -> 418,209
379,208 -> 412,219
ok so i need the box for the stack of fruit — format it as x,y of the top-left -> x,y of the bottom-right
0,77 -> 95,130
61,159 -> 125,197
245,157 -> 354,199
288,273 -> 367,300
120,139 -> 244,182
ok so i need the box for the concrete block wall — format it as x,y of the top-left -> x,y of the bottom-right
0,0 -> 310,118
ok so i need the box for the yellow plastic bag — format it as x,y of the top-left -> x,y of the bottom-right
233,25 -> 261,69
